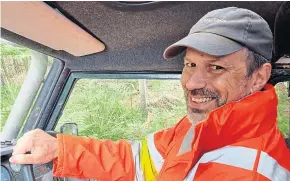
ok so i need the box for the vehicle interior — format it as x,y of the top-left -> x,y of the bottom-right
1,1 -> 290,181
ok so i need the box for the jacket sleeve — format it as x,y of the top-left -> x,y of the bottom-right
53,135 -> 134,181
52,118 -> 189,181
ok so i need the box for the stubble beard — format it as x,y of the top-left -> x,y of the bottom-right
184,88 -> 226,124
185,86 -> 251,124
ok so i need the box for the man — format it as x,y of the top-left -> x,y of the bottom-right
10,7 -> 290,181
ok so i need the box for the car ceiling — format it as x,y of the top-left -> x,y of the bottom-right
1,1 -> 289,73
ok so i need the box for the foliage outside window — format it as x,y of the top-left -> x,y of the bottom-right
276,82 -> 290,136
0,41 -> 53,132
57,79 -> 186,140
1,42 -> 31,131
57,79 -> 289,140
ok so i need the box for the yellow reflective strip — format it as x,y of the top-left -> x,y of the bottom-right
140,138 -> 158,181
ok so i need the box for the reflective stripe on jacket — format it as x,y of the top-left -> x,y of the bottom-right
53,84 -> 290,181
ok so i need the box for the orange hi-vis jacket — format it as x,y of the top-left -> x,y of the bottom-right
53,84 -> 290,181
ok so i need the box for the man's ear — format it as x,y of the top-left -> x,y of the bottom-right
250,63 -> 272,93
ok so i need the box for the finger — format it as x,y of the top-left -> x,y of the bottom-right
23,130 -> 36,137
12,130 -> 35,153
12,137 -> 33,155
9,154 -> 43,164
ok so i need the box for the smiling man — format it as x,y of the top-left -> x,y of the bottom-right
10,7 -> 290,181
178,47 -> 270,125
181,48 -> 256,124
163,7 -> 273,126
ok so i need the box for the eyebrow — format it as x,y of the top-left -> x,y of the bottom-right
183,57 -> 222,63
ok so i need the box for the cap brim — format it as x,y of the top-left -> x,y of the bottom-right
163,32 -> 243,59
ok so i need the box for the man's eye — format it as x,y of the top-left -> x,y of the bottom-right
210,65 -> 224,70
184,63 -> 196,68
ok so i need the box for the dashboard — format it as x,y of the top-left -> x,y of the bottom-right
1,145 -> 94,181
1,164 -> 53,181
1,145 -> 53,181
1,165 -> 11,181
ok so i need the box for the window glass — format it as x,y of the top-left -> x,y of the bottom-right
57,79 -> 289,140
57,79 -> 186,140
0,40 -> 53,133
276,81 -> 290,137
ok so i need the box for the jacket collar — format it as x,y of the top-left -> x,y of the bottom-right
178,84 -> 278,155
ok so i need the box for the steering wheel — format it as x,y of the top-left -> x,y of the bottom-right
20,131 -> 58,181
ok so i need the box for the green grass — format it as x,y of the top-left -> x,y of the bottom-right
276,85 -> 290,136
0,42 -> 53,133
57,79 -> 186,140
1,84 -> 21,131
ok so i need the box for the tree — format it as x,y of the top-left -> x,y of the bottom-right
139,79 -> 148,110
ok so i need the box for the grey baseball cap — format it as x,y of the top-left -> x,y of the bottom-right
163,7 -> 273,60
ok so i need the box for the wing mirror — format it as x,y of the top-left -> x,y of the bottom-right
60,123 -> 78,136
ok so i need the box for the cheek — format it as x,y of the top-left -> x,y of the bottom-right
181,70 -> 189,88
212,73 -> 249,101
212,77 -> 227,93
211,74 -> 238,99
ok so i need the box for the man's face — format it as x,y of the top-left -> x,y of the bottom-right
181,48 -> 254,124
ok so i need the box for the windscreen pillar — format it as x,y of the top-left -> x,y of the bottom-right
1,50 -> 48,141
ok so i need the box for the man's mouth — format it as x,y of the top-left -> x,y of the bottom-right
191,97 -> 214,103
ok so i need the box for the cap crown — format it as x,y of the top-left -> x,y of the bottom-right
190,7 -> 273,60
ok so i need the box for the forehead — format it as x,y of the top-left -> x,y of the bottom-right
184,48 -> 248,64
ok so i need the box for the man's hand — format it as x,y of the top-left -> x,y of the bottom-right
9,129 -> 58,164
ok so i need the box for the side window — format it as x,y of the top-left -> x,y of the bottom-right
57,79 -> 186,140
57,78 -> 289,140
0,40 -> 53,140
275,81 -> 290,137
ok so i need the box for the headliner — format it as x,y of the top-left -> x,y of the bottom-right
1,1 -> 287,73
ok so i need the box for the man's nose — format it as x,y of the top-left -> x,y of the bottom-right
185,69 -> 207,90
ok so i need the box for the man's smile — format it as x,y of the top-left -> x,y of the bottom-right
187,94 -> 217,111
191,96 -> 214,103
